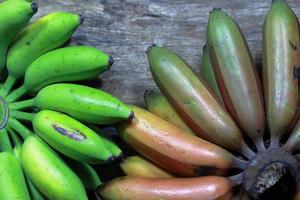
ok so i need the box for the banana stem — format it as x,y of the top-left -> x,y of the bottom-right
9,99 -> 35,110
8,118 -> 33,140
0,75 -> 17,97
6,85 -> 28,103
11,111 -> 35,121
7,128 -> 22,148
0,129 -> 12,152
228,172 -> 244,186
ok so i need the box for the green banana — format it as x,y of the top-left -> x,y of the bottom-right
200,45 -> 223,104
0,129 -> 30,200
0,0 -> 37,72
6,46 -> 113,101
20,135 -> 88,200
10,83 -> 134,124
8,128 -> 45,200
88,124 -> 123,158
64,157 -> 102,192
32,109 -> 114,164
0,152 -> 31,200
4,11 -> 83,95
144,90 -> 194,135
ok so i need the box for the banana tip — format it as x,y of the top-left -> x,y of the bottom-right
107,156 -> 115,163
128,111 -> 135,120
146,44 -> 156,54
209,7 -> 222,14
143,89 -> 153,102
108,56 -> 114,67
79,14 -> 85,24
31,3 -> 38,13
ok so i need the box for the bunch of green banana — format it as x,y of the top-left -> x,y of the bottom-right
0,0 -> 132,199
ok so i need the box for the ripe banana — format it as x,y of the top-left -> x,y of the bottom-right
147,45 -> 254,157
4,12 -> 83,95
20,135 -> 88,200
6,46 -> 113,101
98,176 -> 233,200
200,45 -> 223,104
22,83 -> 133,124
32,110 -> 114,164
206,8 -> 266,150
0,0 -> 37,72
64,157 -> 102,192
120,156 -> 174,178
263,0 -> 300,147
144,90 -> 194,135
116,105 -> 248,177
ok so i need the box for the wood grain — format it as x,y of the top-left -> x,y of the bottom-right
30,0 -> 300,105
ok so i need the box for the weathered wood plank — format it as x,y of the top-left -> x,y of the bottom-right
24,0 -> 300,105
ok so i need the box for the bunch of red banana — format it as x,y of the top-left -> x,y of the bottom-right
97,0 -> 300,199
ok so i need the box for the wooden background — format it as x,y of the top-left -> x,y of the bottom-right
34,0 -> 300,106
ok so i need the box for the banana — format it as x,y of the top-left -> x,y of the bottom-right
0,152 -> 31,200
8,128 -> 45,200
64,157 -> 102,192
116,105 -> 248,177
263,0 -> 300,147
4,12 -> 83,95
206,9 -> 266,150
120,156 -> 174,178
20,135 -> 88,200
200,45 -> 223,104
0,0 -> 37,72
144,90 -> 194,135
0,129 -> 30,200
11,83 -> 133,124
6,46 -> 113,101
98,176 -> 233,200
147,45 -> 254,157
284,119 -> 300,152
32,110 -> 114,164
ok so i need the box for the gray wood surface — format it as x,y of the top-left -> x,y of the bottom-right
34,0 -> 300,105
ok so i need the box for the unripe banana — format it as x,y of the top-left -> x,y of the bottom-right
98,176 -> 233,200
0,152 -> 31,200
120,156 -> 174,178
0,0 -> 37,72
64,157 -> 102,192
8,128 -> 45,200
32,110 -> 114,164
31,83 -> 133,124
144,90 -> 194,135
263,0 -> 300,147
6,46 -> 113,101
4,12 -> 83,95
20,135 -> 88,200
0,129 -> 30,200
206,9 -> 266,151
